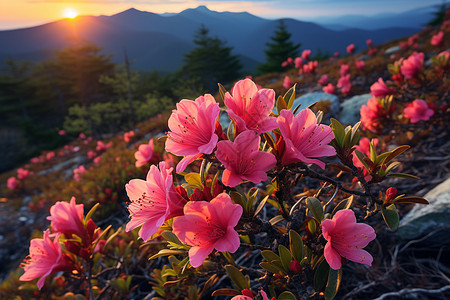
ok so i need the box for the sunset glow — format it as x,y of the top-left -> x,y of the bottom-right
63,8 -> 78,19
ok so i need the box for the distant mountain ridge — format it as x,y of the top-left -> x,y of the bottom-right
0,5 -> 421,72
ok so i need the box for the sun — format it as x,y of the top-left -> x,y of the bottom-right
63,8 -> 78,19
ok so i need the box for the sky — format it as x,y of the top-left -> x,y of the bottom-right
0,0 -> 445,30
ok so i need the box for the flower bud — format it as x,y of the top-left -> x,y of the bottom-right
242,289 -> 254,299
289,260 -> 302,273
384,187 -> 398,204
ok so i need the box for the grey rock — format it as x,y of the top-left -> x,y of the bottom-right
397,176 -> 450,240
218,111 -> 231,130
385,46 -> 401,54
37,155 -> 85,176
339,94 -> 371,125
358,55 -> 370,61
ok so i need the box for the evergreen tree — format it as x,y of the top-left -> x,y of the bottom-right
178,25 -> 242,93
427,2 -> 448,26
257,20 -> 301,74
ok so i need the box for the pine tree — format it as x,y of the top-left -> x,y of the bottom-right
257,20 -> 301,74
178,25 -> 242,93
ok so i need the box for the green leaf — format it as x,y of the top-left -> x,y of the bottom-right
293,103 -> 302,115
354,150 -> 370,170
308,218 -> 317,235
184,173 -> 203,189
314,259 -> 330,291
381,204 -> 399,230
230,191 -> 246,208
384,145 -> 410,164
307,197 -> 324,221
384,161 -> 401,173
259,262 -> 283,274
212,288 -> 241,296
276,95 -> 287,115
331,196 -> 353,217
84,203 -> 100,225
289,230 -> 304,262
387,173 -> 420,179
393,196 -> 429,205
222,251 -> 236,265
350,122 -> 361,147
325,268 -> 342,300
369,140 -> 377,162
278,291 -> 297,300
278,244 -> 293,272
261,250 -> 281,262
270,215 -> 285,225
225,265 -> 249,291
227,120 -> 236,142
149,249 -> 186,260
330,118 -> 345,146
263,132 -> 277,151
285,83 -> 297,110
375,152 -> 391,165
254,195 -> 270,217
217,83 -> 228,102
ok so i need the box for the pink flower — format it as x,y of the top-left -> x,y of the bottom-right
172,193 -> 242,268
302,60 -> 318,74
340,64 -> 349,76
322,209 -> 376,270
318,74 -> 328,86
403,99 -> 434,123
302,49 -> 311,60
408,34 -> 419,46
366,39 -> 372,47
215,130 -> 277,187
370,78 -> 395,99
281,60 -> 289,68
19,230 -> 72,289
79,133 -> 86,139
125,161 -> 186,241
87,151 -> 97,159
46,152 -> 55,161
166,94 -> 220,173
287,57 -> 293,64
323,83 -> 336,94
334,51 -> 340,57
96,141 -> 112,152
47,197 -> 85,237
283,76 -> 293,89
360,97 -> 392,132
400,52 -> 424,80
368,48 -> 377,56
17,168 -> 32,180
135,139 -> 154,167
93,156 -> 101,165
431,31 -> 444,47
346,43 -> 355,54
277,109 -> 336,169
123,130 -> 135,142
355,60 -> 365,70
294,56 -> 303,69
224,79 -> 277,135
337,74 -> 352,94
73,165 -> 86,182
232,290 -> 270,300
58,130 -> 66,136
7,177 -> 18,190
31,157 -> 39,164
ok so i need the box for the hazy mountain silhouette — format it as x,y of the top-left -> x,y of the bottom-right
0,6 -> 420,72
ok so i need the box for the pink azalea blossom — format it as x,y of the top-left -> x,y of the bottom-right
322,209 -> 376,270
46,152 -> 55,161
93,156 -> 101,165
19,230 -> 72,289
368,48 -> 377,56
366,39 -> 372,47
281,60 -> 289,68
283,76 -> 293,89
318,74 -> 328,86
17,168 -> 32,180
277,109 -> 336,169
166,94 -> 220,172
360,97 -> 391,132
431,31 -> 444,46
352,137 -> 379,170
123,130 -> 135,142
408,34 -> 419,46
370,78 -> 395,99
287,57 -> 293,64
232,290 -> 270,300
294,56 -> 303,68
400,52 -> 424,80
87,151 -> 97,159
135,139 -> 154,167
339,64 -> 349,76
58,130 -> 66,136
125,161 -> 186,241
355,60 -> 365,70
31,157 -> 39,164
7,177 -> 18,190
337,74 -> 352,94
47,197 -> 85,237
334,51 -> 340,57
403,99 -> 434,123
301,60 -> 318,74
73,165 -> 86,182
96,141 -> 112,152
302,49 -> 311,60
346,43 -> 355,54
323,83 -> 336,94
215,130 -> 277,187
172,193 -> 242,268
79,133 -> 86,139
224,78 -> 277,135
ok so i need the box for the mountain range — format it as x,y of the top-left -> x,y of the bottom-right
0,5 -> 423,72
